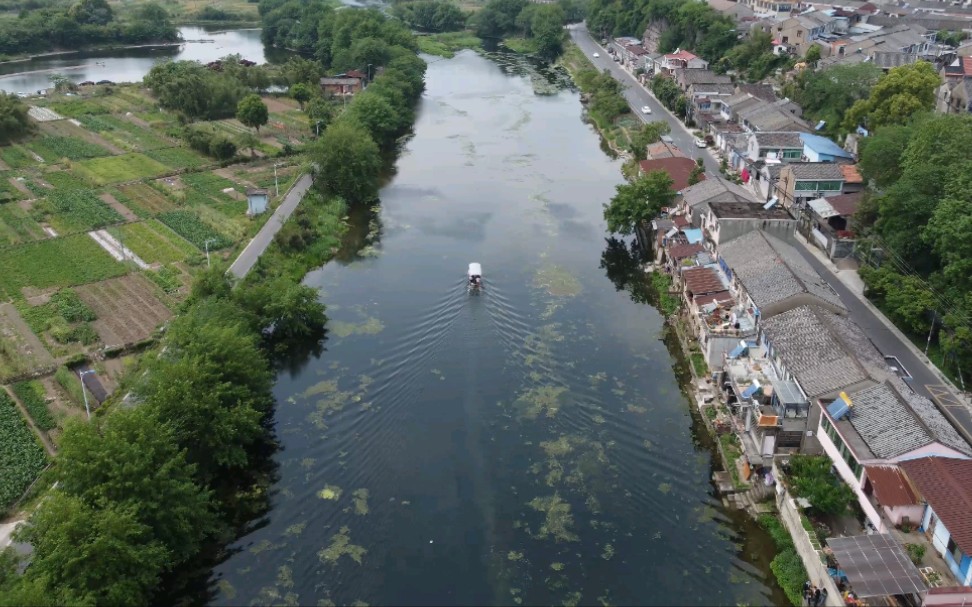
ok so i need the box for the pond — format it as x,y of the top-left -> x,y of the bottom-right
208,49 -> 786,606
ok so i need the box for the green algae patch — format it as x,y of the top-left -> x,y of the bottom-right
533,264 -> 583,297
658,482 -> 672,495
550,562 -> 565,571
627,404 -> 647,415
284,522 -> 307,537
318,485 -> 343,501
528,494 -> 579,542
541,435 -> 573,458
601,543 -> 615,560
319,526 -> 367,566
514,385 -> 568,420
303,379 -> 339,399
507,550 -> 524,561
329,316 -> 385,338
217,579 -> 236,600
352,488 -> 370,515
563,590 -> 583,607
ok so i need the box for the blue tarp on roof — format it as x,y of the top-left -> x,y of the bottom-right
741,383 -> 760,399
827,395 -> 851,420
683,228 -> 703,244
728,344 -> 748,359
799,133 -> 854,159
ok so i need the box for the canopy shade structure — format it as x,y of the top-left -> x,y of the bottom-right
827,534 -> 927,599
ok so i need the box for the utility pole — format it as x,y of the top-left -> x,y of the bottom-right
925,312 -> 936,357
79,369 -> 96,420
274,162 -> 282,197
204,238 -> 217,269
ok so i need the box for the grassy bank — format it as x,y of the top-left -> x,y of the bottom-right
416,32 -> 483,58
558,43 -> 635,150
759,514 -> 807,606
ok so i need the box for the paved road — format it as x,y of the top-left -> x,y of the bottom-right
228,173 -> 313,280
791,236 -> 972,443
567,23 -> 721,175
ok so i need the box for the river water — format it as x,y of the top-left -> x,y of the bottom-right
0,27 -> 289,94
210,50 -> 784,606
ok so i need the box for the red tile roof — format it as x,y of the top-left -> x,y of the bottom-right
840,164 -> 863,184
694,291 -> 733,306
826,192 -> 863,216
864,465 -> 919,507
667,242 -> 704,260
682,266 -> 724,295
344,69 -> 367,79
900,458 -> 972,554
666,49 -> 699,62
639,157 -> 705,192
673,215 -> 691,228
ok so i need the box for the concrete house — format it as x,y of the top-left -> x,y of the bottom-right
804,192 -> 862,261
678,177 -> 757,226
775,163 -> 846,211
738,103 -> 808,133
799,133 -> 855,163
747,131 -> 804,162
773,11 -> 842,55
937,56 -> 972,114
818,381 -> 972,534
901,457 -> 972,586
703,201 -> 796,248
320,77 -> 362,96
657,49 -> 708,75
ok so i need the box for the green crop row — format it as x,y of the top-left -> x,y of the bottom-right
0,202 -> 44,245
0,234 -> 127,298
75,153 -> 169,186
117,219 -> 199,264
157,211 -> 231,250
11,381 -> 55,431
42,170 -> 93,191
182,171 -> 240,199
0,391 -> 48,512
28,136 -> 110,162
0,145 -> 35,169
146,147 -> 208,170
43,188 -> 123,233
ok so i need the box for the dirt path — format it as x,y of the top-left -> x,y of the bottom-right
9,177 -> 30,194
3,385 -> 56,457
99,192 -> 138,222
120,114 -> 180,146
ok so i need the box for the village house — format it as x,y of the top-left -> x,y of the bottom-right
743,0 -> 795,16
645,138 -> 686,160
900,457 -> 972,586
703,200 -> 796,248
320,76 -> 362,97
800,133 -> 855,163
638,156 -> 704,192
937,55 -> 972,114
771,11 -> 844,55
840,164 -> 864,194
609,36 -> 641,62
674,68 -> 732,93
654,49 -> 708,77
707,0 -> 758,24
804,192 -> 863,261
775,163 -> 846,211
747,131 -> 804,162
623,44 -> 649,68
737,102 -> 808,133
677,177 -> 757,226
819,378 -> 972,534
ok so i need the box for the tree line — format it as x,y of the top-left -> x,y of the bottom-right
0,0 -> 178,56
0,6 -> 428,605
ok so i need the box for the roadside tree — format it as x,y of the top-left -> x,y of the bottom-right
289,82 -> 312,110
311,120 -> 383,203
603,170 -> 676,235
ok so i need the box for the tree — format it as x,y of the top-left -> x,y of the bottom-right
289,82 -> 312,110
209,134 -> 238,160
311,120 -> 383,203
0,93 -> 33,144
651,76 -> 681,110
237,131 -> 259,158
603,170 -> 676,235
627,120 -> 670,161
804,44 -> 821,66
235,276 -> 327,348
843,62 -> 941,132
236,94 -> 269,133
856,123 -> 912,188
68,0 -> 113,25
786,455 -> 855,516
14,494 -> 169,606
688,158 -> 704,185
53,408 -> 217,567
528,4 -> 566,61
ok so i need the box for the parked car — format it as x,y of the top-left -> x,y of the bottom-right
613,55 -> 620,62
641,105 -> 652,114
593,52 -> 600,58
694,138 -> 706,148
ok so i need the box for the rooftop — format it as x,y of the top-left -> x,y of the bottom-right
839,164 -> 863,184
676,69 -> 733,86
682,266 -> 728,295
320,77 -> 360,85
761,305 -> 870,399
864,465 -> 919,507
709,201 -> 794,220
737,83 -> 779,103
681,176 -> 757,209
718,231 -> 845,315
639,157 -> 704,192
800,133 -> 855,159
809,192 -> 862,219
754,131 -> 804,149
665,49 -> 700,61
900,457 -> 972,555
787,162 -> 846,180
668,241 -> 705,260
836,382 -> 938,459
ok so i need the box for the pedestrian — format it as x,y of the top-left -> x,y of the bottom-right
813,587 -> 822,607
802,580 -> 812,604
820,588 -> 829,606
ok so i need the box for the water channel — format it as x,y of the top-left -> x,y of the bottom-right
0,27 -> 288,94
207,50 -> 785,606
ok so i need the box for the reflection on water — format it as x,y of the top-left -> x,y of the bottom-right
209,50 -> 785,606
0,27 -> 289,94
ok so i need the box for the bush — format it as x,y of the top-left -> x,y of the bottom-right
758,514 -> 807,606
906,543 -> 925,565
786,455 -> 855,516
182,126 -> 238,160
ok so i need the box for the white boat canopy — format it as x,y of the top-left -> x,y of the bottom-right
468,263 -> 482,277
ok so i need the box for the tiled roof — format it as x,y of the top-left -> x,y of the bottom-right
666,49 -> 700,61
827,192 -> 862,216
668,242 -> 705,260
626,44 -> 648,56
639,157 -> 704,192
754,131 -> 804,149
788,163 -> 846,180
681,177 -> 756,209
864,466 -> 919,507
736,83 -> 778,103
673,215 -> 691,228
900,458 -> 972,555
872,51 -> 920,69
761,305 -> 869,398
845,382 -> 936,458
840,164 -> 863,184
718,230 -> 844,314
682,266 -> 726,295
742,106 -> 808,131
676,69 -> 732,86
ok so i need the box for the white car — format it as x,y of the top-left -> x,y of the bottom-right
593,52 -> 600,58
641,105 -> 652,114
694,138 -> 706,148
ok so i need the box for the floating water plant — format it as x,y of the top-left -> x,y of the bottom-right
533,264 -> 583,297
318,526 -> 367,566
528,494 -> 579,542
328,316 -> 385,338
550,562 -> 565,571
601,544 -> 615,560
352,488 -> 370,515
318,485 -> 343,501
514,385 -> 568,420
284,522 -> 307,537
507,551 -> 524,562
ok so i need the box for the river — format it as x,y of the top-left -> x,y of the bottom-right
206,50 -> 785,606
0,27 -> 290,95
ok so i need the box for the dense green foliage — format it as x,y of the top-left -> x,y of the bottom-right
759,514 -> 807,606
236,94 -> 269,132
573,65 -> 630,130
0,0 -> 178,55
144,60 -> 249,122
651,75 -> 685,117
392,0 -> 466,32
843,62 -> 940,132
181,124 -> 238,160
785,455 -> 854,516
0,94 -> 33,144
855,113 -> 972,374
587,0 -> 737,62
471,0 -> 567,60
716,31 -> 790,82
603,170 -> 676,235
0,392 -> 47,513
11,381 -> 55,431
627,120 -> 670,160
785,63 -> 882,138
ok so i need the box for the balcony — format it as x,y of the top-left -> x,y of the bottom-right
700,305 -> 757,338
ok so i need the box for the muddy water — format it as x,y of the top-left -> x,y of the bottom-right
210,50 -> 786,606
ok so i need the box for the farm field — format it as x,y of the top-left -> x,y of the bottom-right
117,219 -> 199,264
75,274 -> 173,347
0,303 -> 55,382
0,235 -> 126,298
0,390 -> 48,513
75,153 -> 170,185
0,203 -> 45,245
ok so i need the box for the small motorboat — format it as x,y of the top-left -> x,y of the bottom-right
468,262 -> 483,290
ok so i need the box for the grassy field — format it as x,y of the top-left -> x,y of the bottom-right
416,32 -> 483,58
117,219 -> 199,264
0,203 -> 45,245
0,235 -> 127,298
0,391 -> 48,513
75,153 -> 171,185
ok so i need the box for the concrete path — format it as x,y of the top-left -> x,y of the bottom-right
567,24 -> 720,175
228,173 -> 312,280
791,233 -> 972,442
0,520 -> 24,550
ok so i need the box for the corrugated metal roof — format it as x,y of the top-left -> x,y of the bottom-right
864,465 -> 919,507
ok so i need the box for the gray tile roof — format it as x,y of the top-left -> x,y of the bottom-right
872,51 -> 920,69
681,177 -> 757,209
694,83 -> 738,96
737,84 -> 778,103
754,131 -> 804,149
718,231 -> 845,314
741,105 -> 808,131
760,305 -> 869,398
676,69 -> 733,86
788,163 -> 845,180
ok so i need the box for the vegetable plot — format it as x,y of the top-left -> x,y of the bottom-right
43,188 -> 124,233
0,391 -> 48,511
12,381 -> 55,431
28,136 -> 110,161
158,211 -> 232,250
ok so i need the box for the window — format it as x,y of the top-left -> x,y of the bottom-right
797,30 -> 803,38
947,538 -> 963,564
782,150 -> 802,160
795,180 -> 844,192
